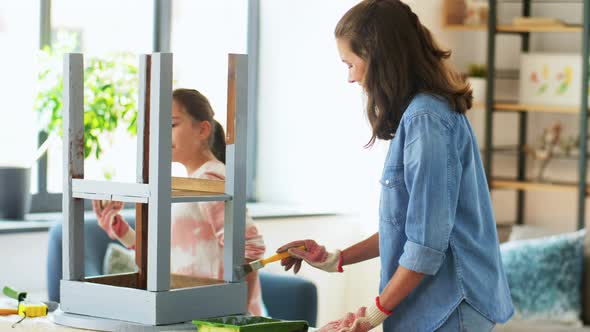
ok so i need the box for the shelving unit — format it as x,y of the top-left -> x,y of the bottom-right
56,52 -> 251,330
484,0 -> 590,229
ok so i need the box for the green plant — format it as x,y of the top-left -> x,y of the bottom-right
35,31 -> 138,159
467,64 -> 487,78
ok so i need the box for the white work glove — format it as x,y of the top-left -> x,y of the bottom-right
276,239 -> 343,274
318,297 -> 391,332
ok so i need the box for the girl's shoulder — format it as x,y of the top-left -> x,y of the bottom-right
191,159 -> 225,180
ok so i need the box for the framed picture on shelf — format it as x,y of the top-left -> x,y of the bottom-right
519,53 -> 587,106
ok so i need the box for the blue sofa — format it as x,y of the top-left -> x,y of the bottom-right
47,217 -> 317,326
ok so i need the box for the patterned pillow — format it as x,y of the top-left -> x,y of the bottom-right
103,243 -> 137,275
501,229 -> 585,326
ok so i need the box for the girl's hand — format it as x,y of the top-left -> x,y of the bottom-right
317,298 -> 390,332
93,200 -> 121,239
92,200 -> 135,248
276,239 -> 343,274
93,200 -> 124,219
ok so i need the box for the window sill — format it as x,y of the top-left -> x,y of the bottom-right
246,202 -> 337,220
0,203 -> 337,234
0,210 -> 137,235
0,220 -> 59,234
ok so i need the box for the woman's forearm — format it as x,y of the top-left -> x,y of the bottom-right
379,266 -> 424,311
341,232 -> 380,266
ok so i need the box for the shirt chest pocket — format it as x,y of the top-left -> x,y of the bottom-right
379,166 -> 408,230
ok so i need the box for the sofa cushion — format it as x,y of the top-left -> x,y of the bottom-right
501,229 -> 585,326
507,225 -> 590,325
103,243 -> 137,275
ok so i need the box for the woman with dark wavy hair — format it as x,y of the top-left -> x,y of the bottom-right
278,1 -> 513,331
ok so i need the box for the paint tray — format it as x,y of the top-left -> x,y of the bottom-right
192,315 -> 309,332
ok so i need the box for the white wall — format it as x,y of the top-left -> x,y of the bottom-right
256,0 -> 388,226
0,232 -> 48,300
0,2 -> 39,167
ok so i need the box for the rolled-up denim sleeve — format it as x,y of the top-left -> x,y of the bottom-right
398,113 -> 455,276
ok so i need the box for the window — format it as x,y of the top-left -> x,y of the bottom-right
170,0 -> 248,136
171,0 -> 257,197
26,0 -> 259,212
43,0 -> 154,194
0,2 -> 39,173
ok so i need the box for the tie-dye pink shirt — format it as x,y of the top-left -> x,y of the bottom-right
170,159 -> 266,315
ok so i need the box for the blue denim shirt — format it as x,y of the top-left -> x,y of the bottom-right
379,94 -> 514,331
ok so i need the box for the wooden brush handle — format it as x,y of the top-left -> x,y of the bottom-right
261,245 -> 306,266
0,308 -> 18,315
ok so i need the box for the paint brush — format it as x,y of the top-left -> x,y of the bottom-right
235,245 -> 305,279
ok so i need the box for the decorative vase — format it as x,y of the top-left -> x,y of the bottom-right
469,77 -> 487,106
0,166 -> 31,220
